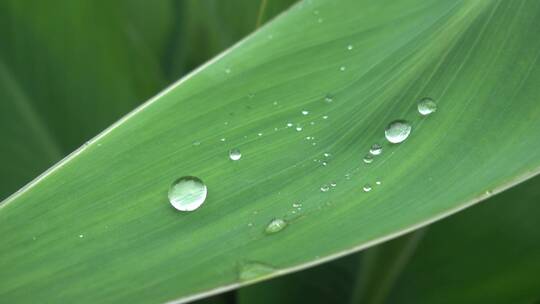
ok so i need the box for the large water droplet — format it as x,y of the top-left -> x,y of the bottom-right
265,218 -> 287,234
385,120 -> 412,144
369,144 -> 382,155
417,97 -> 437,116
229,148 -> 242,161
238,261 -> 276,282
168,176 -> 207,211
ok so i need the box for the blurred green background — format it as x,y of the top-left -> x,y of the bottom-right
1,1 -> 539,303
0,0 -> 296,202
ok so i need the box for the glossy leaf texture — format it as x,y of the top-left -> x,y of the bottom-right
1,0 -> 540,303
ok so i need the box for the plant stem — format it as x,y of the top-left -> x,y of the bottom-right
255,0 -> 269,29
349,229 -> 427,304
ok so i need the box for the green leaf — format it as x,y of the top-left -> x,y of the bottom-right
386,175 -> 540,304
2,0 -> 540,303
238,175 -> 540,304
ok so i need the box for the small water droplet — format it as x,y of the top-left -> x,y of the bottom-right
320,185 -> 330,192
247,222 -> 253,227
220,137 -> 226,142
322,115 -> 329,120
340,66 -> 346,71
238,261 -> 276,282
168,176 -> 207,211
292,202 -> 302,208
229,148 -> 242,161
257,132 -> 263,137
273,101 -> 278,106
345,173 -> 351,180
317,18 -> 324,23
369,144 -> 382,155
323,152 -> 331,158
321,161 -> 328,166
265,218 -> 287,234
376,181 -> 381,185
330,181 -> 337,187
79,234 -> 84,238
385,120 -> 412,144
192,141 -> 201,146
347,45 -> 353,50
312,142 -> 317,146
417,97 -> 437,116
363,155 -> 374,164
363,184 -> 372,192
324,95 -> 334,103
225,68 -> 231,74
296,126 -> 303,132
302,110 -> 309,115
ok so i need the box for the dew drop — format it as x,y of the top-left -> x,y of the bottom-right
363,184 -> 372,192
417,97 -> 437,116
324,95 -> 334,103
363,155 -> 374,164
168,176 -> 207,211
287,122 -> 293,128
302,110 -> 309,115
296,126 -> 303,132
257,132 -> 263,137
323,152 -> 331,158
340,66 -> 346,71
385,120 -> 412,144
320,185 -> 330,192
376,181 -> 382,185
192,141 -> 201,146
330,181 -> 337,188
220,137 -> 226,142
238,261 -> 276,282
369,144 -> 382,155
347,45 -> 353,50
321,161 -> 328,166
79,234 -> 84,238
265,218 -> 287,234
322,115 -> 329,120
292,202 -> 302,208
229,148 -> 242,161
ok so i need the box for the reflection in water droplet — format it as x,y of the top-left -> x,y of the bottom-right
265,218 -> 287,234
238,261 -> 276,282
320,185 -> 330,192
417,97 -> 437,116
168,176 -> 207,211
385,120 -> 412,144
369,144 -> 382,155
363,184 -> 372,192
229,148 -> 242,161
324,95 -> 334,103
363,155 -> 373,164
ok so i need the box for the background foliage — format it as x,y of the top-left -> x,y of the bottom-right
1,0 -> 539,303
